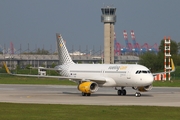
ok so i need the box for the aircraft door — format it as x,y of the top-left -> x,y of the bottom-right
126,67 -> 132,79
101,70 -> 105,76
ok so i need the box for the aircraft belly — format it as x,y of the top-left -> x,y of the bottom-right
115,77 -> 135,87
100,77 -> 116,87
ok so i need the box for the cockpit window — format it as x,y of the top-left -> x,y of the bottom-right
142,71 -> 147,73
135,70 -> 151,74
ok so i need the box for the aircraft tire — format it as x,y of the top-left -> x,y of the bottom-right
135,92 -> 141,97
82,92 -> 87,96
122,89 -> 126,96
117,90 -> 121,95
87,93 -> 91,96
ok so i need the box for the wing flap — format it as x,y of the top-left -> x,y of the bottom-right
70,76 -> 107,84
9,74 -> 106,84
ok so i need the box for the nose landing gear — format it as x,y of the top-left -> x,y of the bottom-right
135,92 -> 141,97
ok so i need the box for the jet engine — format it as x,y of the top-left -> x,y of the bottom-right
132,85 -> 152,92
78,81 -> 99,93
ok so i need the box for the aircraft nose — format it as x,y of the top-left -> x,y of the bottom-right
146,75 -> 154,84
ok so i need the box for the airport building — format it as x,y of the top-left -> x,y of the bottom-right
0,54 -> 139,69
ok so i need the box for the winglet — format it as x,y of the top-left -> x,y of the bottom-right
151,58 -> 175,76
171,58 -> 175,72
2,61 -> 11,74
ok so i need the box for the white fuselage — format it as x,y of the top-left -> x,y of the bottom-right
57,64 -> 154,87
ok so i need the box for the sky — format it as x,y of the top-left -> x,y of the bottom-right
0,0 -> 180,53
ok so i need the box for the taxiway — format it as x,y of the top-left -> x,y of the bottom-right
0,84 -> 180,107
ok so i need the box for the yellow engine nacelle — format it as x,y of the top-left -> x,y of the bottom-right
78,82 -> 99,93
132,85 -> 152,92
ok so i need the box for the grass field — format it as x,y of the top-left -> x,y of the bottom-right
0,74 -> 77,85
0,69 -> 180,119
0,103 -> 180,120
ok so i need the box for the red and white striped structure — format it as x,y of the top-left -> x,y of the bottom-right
123,30 -> 128,40
114,32 -> 121,56
154,74 -> 166,81
123,30 -> 133,52
164,36 -> 171,81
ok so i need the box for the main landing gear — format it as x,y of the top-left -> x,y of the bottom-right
82,92 -> 91,96
115,87 -> 141,97
115,87 -> 126,96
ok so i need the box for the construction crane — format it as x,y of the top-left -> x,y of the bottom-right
141,43 -> 150,52
0,44 -> 3,53
114,32 -> 121,56
123,30 -> 133,53
10,42 -> 14,54
131,30 -> 140,54
149,43 -> 159,53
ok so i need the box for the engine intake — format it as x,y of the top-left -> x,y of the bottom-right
78,81 -> 99,93
132,85 -> 152,92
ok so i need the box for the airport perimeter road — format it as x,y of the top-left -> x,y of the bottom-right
0,84 -> 180,107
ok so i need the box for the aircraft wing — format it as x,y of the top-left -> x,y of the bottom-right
6,72 -> 107,84
9,73 -> 63,78
152,58 -> 175,76
2,61 -> 106,83
9,73 -> 106,83
78,77 -> 107,84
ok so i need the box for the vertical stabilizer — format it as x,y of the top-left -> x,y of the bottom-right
56,33 -> 74,65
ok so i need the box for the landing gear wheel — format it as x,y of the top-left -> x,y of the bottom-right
117,89 -> 126,96
135,92 -> 141,97
117,90 -> 122,95
82,92 -> 91,96
122,89 -> 126,96
82,92 -> 87,96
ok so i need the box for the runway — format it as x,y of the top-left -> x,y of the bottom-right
0,84 -> 180,107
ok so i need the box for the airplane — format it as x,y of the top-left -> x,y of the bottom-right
2,33 -> 175,97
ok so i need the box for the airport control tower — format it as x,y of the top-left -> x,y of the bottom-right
101,6 -> 116,64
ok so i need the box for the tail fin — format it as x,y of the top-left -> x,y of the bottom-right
2,61 -> 11,74
56,33 -> 75,65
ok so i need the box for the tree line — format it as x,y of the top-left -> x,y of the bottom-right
139,40 -> 180,72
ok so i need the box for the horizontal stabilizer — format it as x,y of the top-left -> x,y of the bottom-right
30,67 -> 61,71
